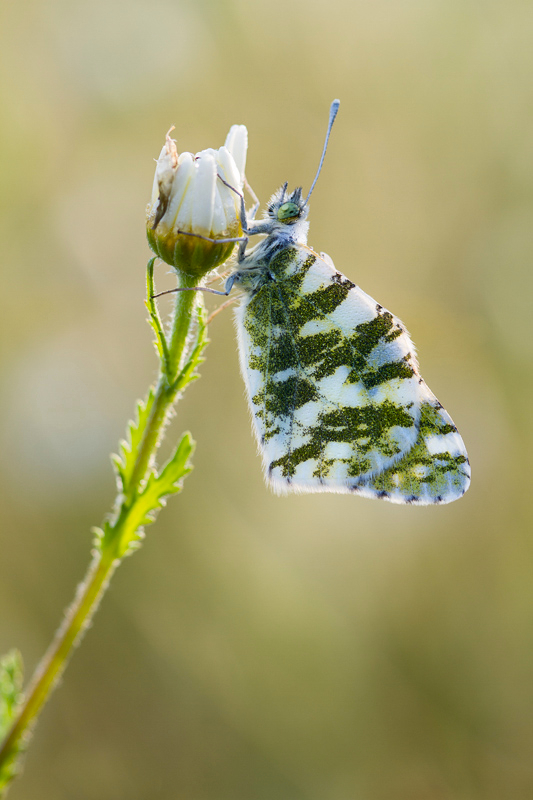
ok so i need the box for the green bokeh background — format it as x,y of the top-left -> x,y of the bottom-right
1,1 -> 532,798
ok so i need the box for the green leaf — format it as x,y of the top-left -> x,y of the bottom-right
0,651 -> 23,740
91,520 -> 112,552
0,650 -> 24,794
104,433 -> 195,558
120,432 -> 195,555
111,388 -> 156,493
171,305 -> 209,395
142,431 -> 195,509
135,432 -> 195,521
145,257 -> 171,371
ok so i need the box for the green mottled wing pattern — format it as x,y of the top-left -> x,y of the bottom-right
235,245 -> 470,504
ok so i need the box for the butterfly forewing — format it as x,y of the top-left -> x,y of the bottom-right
235,245 -> 470,504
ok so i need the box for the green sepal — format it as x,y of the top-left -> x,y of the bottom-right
111,388 -> 156,494
0,650 -> 24,794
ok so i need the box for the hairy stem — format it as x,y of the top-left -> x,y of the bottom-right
0,554 -> 116,773
125,273 -> 197,502
0,263 -> 200,791
167,272 -> 200,379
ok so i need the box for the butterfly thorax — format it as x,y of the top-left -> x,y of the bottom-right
227,185 -> 310,294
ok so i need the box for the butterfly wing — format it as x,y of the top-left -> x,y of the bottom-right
354,384 -> 471,504
235,245 -> 470,504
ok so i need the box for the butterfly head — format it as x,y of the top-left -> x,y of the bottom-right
268,184 -> 308,224
265,183 -> 309,241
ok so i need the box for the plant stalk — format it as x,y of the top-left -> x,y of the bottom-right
0,553 -> 116,771
0,265 -> 200,787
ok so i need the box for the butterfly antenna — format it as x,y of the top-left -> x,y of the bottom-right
305,99 -> 340,205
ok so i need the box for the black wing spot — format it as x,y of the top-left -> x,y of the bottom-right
331,273 -> 355,290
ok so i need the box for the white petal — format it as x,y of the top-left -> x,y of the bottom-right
191,152 -> 216,236
151,144 -> 169,205
212,183 -> 227,235
177,151 -> 193,166
199,147 -> 218,159
217,145 -> 242,191
224,125 -> 248,181
166,152 -> 194,229
218,180 -> 239,231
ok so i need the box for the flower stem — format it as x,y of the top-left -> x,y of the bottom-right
0,553 -> 116,775
0,261 -> 202,793
167,272 -> 200,380
124,272 -> 198,504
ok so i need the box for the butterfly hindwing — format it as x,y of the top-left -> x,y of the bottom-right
234,244 -> 469,503
355,384 -> 471,504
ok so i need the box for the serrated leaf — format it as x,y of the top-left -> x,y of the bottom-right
119,433 -> 195,556
104,433 -> 195,559
0,650 -> 24,794
143,431 -> 195,505
146,305 -> 170,365
112,388 -> 156,493
0,651 -> 23,740
92,521 -> 110,553
136,432 -> 194,519
145,257 -> 171,370
95,517 -> 146,558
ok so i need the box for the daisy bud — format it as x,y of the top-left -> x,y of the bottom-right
146,125 -> 248,278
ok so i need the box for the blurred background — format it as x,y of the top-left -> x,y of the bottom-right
1,0 -> 532,797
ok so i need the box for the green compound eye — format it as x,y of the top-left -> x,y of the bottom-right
277,201 -> 300,222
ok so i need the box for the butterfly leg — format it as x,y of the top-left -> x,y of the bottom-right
151,284 -> 231,300
216,174 -> 251,261
216,174 -> 276,261
172,229 -> 247,245
206,295 -> 239,324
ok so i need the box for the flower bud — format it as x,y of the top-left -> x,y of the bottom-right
147,125 -> 248,278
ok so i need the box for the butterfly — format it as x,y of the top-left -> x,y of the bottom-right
169,101 -> 471,504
